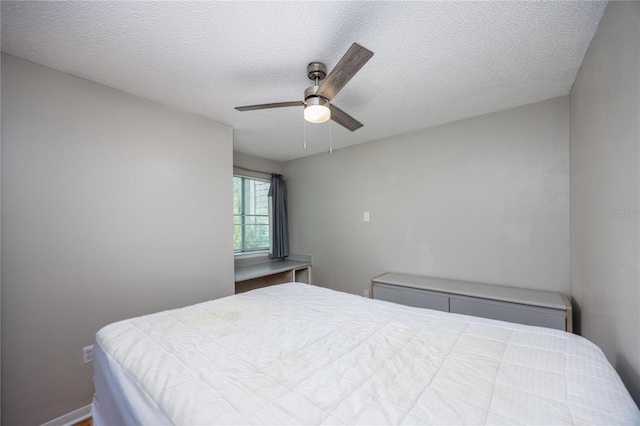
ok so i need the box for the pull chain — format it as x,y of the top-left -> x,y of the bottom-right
329,119 -> 333,154
303,113 -> 307,150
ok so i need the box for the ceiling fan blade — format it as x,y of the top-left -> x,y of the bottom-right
235,101 -> 303,111
317,43 -> 374,101
330,104 -> 363,131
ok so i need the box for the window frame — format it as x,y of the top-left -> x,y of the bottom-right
233,174 -> 271,255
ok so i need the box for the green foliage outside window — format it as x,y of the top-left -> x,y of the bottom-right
234,176 -> 270,252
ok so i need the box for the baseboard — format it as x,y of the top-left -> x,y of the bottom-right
41,404 -> 91,426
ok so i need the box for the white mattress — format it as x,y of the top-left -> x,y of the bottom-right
92,283 -> 639,425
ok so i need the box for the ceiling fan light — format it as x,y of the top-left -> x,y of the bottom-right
304,105 -> 331,123
304,98 -> 331,123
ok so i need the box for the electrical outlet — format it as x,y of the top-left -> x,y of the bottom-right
364,289 -> 370,298
83,345 -> 94,364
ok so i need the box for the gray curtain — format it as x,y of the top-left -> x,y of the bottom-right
269,174 -> 289,259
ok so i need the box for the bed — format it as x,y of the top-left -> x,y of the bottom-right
91,282 -> 639,425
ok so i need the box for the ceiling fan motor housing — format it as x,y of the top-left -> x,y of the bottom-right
305,63 -> 330,108
304,85 -> 322,100
303,81 -> 330,124
304,86 -> 330,108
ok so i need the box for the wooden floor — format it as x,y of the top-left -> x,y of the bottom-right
73,418 -> 91,426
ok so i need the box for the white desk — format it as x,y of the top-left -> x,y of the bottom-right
234,254 -> 311,293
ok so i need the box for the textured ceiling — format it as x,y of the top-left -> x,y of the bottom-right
1,1 -> 606,162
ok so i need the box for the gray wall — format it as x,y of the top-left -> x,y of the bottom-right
234,150 -> 284,178
284,96 -> 570,297
570,1 -> 640,405
0,50 -> 3,426
1,54 -> 234,425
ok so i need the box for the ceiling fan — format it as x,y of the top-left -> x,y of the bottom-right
235,43 -> 374,132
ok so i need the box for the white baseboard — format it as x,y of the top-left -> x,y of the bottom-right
41,404 -> 91,426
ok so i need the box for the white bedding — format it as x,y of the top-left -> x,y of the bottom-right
92,282 -> 639,425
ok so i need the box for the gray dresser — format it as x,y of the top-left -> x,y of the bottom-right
372,273 -> 572,332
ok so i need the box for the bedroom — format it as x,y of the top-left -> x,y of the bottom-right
1,1 -> 639,425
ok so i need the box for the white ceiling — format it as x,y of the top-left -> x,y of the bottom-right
1,1 -> 606,162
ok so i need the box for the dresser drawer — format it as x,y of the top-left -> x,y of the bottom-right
450,296 -> 567,331
373,282 -> 449,312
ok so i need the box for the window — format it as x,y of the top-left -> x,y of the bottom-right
233,176 -> 270,253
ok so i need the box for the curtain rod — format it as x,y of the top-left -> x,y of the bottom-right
233,165 -> 274,176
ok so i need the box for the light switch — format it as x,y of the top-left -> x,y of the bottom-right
363,211 -> 370,222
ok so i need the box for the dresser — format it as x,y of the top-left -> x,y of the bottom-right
372,273 -> 572,332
